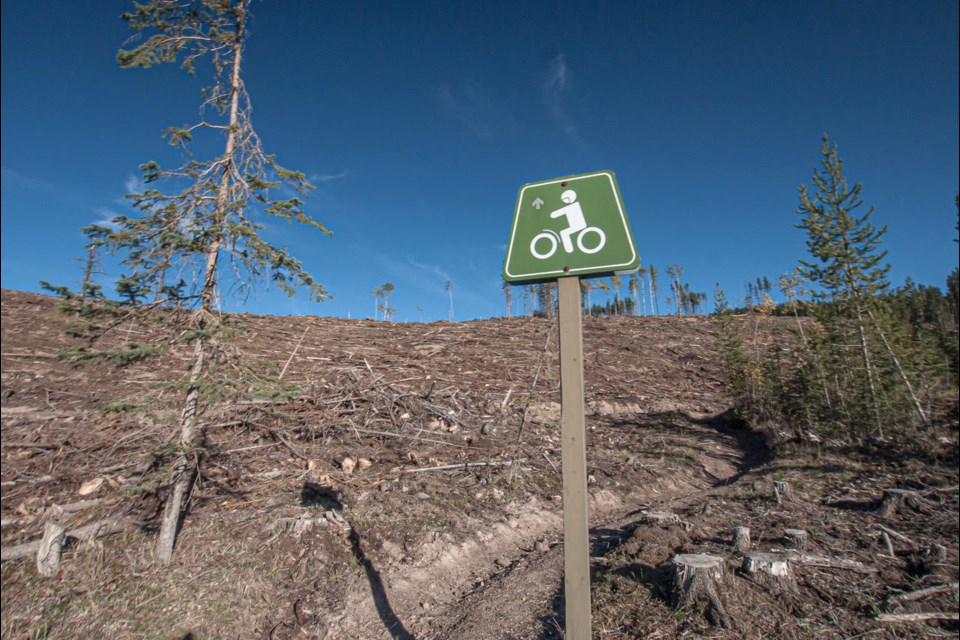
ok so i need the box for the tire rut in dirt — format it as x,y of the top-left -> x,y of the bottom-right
419,410 -> 770,640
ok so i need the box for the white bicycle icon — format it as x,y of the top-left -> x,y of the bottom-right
530,226 -> 606,259
529,189 -> 606,259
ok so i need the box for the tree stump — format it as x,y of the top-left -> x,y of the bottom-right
877,488 -> 921,517
783,528 -> 809,550
773,480 -> 795,504
732,527 -> 751,554
931,543 -> 947,562
37,521 -> 66,577
669,553 -> 732,628
742,552 -> 794,590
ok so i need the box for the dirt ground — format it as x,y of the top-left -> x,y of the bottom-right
1,288 -> 957,639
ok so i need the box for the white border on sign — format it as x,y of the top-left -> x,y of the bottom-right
504,171 -> 638,280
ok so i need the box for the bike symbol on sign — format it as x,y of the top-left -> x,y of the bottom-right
530,190 -> 606,260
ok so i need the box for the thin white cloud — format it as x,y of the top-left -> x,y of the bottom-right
407,258 -> 452,286
124,174 -> 142,194
542,53 -> 579,143
435,84 -> 504,138
1,167 -> 61,194
310,171 -> 349,183
92,207 -> 121,229
2,167 -> 127,230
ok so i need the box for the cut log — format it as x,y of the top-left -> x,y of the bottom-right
876,611 -> 960,623
742,552 -> 794,589
638,511 -> 681,526
732,527 -> 751,554
884,582 -> 959,609
773,481 -> 795,504
783,528 -> 809,550
877,488 -> 922,517
36,521 -> 66,577
786,552 -> 876,573
669,553 -> 732,628
1,515 -> 140,563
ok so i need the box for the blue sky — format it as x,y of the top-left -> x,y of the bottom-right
2,0 -> 958,321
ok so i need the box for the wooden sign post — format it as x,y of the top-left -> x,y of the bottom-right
504,170 -> 640,639
557,274 -> 591,640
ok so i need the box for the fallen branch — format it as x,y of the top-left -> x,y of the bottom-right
403,460 -> 521,474
352,427 -> 468,449
873,523 -> 913,544
2,441 -> 61,450
542,450 -> 559,475
516,321 -> 556,444
875,612 -> 959,623
880,531 -> 896,558
278,325 -> 310,381
1,515 -> 141,562
0,352 -> 57,358
51,499 -> 107,517
247,421 -> 310,461
787,552 -> 877,574
885,582 -> 960,608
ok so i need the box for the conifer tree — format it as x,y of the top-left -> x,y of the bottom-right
796,135 -> 926,433
79,224 -> 112,302
610,276 -> 623,315
113,0 -> 331,561
596,278 -> 611,312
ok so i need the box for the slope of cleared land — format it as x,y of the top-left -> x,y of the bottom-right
1,289 -> 957,639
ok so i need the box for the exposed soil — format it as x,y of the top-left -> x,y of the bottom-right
1,289 -> 957,639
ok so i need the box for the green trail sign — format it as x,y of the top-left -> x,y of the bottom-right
502,170 -> 639,282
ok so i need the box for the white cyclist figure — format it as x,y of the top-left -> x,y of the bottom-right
551,190 -> 587,254
529,189 -> 606,259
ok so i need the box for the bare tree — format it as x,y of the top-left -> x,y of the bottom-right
648,265 -> 659,315
667,264 -> 683,316
381,282 -> 395,321
114,0 -> 330,562
446,279 -> 454,321
372,287 -> 383,320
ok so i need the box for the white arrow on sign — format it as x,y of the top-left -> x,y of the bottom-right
532,197 -> 544,210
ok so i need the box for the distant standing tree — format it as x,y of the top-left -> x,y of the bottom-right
114,0 -> 331,562
381,282 -> 395,321
596,278 -> 611,311
630,269 -> 644,316
79,224 -> 112,302
610,275 -> 625,315
666,264 -> 683,316
796,135 -> 926,432
537,282 -> 556,318
580,279 -> 594,316
501,279 -> 512,318
446,279 -> 454,321
372,287 -> 383,320
687,288 -> 707,315
648,265 -> 659,315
